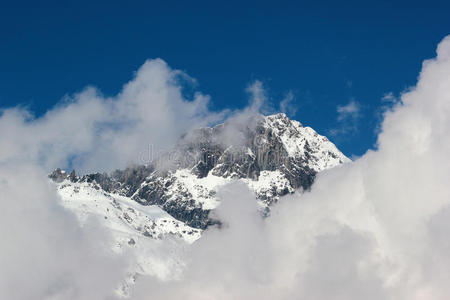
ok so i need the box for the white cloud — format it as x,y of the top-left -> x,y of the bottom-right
129,35 -> 450,299
279,90 -> 297,116
330,99 -> 361,136
0,58 -> 226,174
0,58 -> 229,299
381,91 -> 397,103
336,99 -> 361,121
245,80 -> 269,113
0,164 -> 129,300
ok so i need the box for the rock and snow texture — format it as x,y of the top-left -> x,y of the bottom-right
262,113 -> 349,171
50,113 -> 348,294
52,113 -> 348,228
57,179 -> 201,244
56,178 -> 200,297
52,112 -> 348,232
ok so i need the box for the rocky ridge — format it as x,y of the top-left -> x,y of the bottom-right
51,113 -> 349,230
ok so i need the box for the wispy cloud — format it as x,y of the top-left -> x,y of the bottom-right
279,90 -> 297,117
330,99 -> 361,136
381,91 -> 397,103
337,99 -> 361,121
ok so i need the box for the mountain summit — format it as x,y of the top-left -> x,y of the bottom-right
51,113 -> 349,230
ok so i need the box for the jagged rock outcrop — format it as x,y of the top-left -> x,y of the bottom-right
50,113 -> 349,229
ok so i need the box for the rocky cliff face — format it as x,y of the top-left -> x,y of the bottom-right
50,113 -> 349,230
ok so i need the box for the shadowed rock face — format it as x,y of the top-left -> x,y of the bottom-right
50,113 -> 348,229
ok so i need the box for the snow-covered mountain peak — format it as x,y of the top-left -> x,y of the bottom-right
263,112 -> 302,129
49,113 -> 350,296
52,113 -> 350,229
260,113 -> 349,171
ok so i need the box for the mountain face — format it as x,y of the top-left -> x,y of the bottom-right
50,113 -> 349,229
49,113 -> 348,295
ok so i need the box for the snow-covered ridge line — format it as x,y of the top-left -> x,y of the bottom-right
263,113 -> 350,171
51,113 -> 349,230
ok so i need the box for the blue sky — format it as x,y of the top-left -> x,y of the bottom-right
0,0 -> 449,157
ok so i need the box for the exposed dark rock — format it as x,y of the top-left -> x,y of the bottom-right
49,113 -> 348,230
48,168 -> 68,183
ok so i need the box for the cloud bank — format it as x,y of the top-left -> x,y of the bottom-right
1,35 -> 450,300
0,58 -> 225,174
131,35 -> 450,299
0,58 -> 227,300
0,163 -> 130,299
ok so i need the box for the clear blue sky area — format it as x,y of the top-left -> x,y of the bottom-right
1,0 -> 449,157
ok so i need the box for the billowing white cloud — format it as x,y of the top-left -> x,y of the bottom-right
0,58 -> 226,174
0,59 -> 228,300
128,35 -> 450,299
0,164 -> 129,300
